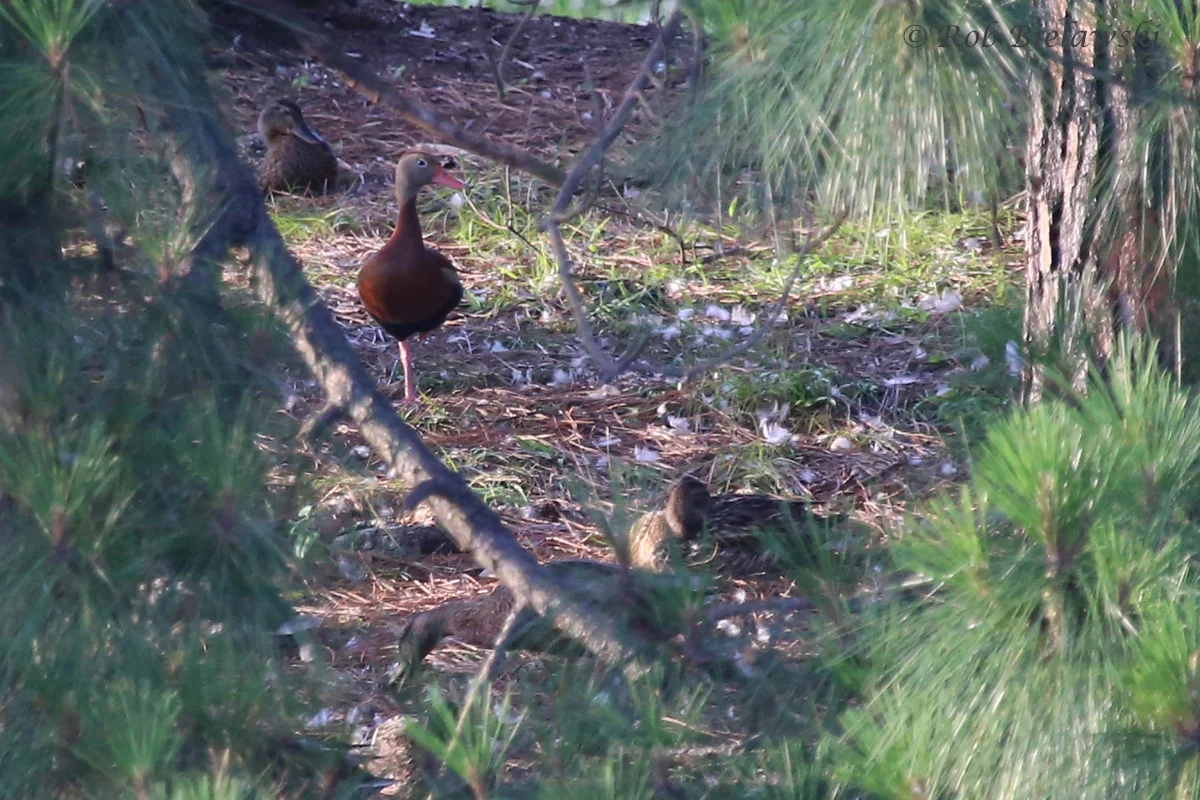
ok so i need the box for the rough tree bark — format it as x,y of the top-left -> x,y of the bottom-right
1022,1 -> 1173,402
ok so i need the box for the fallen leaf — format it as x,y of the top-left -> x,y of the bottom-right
666,415 -> 691,433
918,290 -> 963,315
1005,340 -> 1022,376
704,304 -> 731,322
409,21 -> 436,38
634,446 -> 660,463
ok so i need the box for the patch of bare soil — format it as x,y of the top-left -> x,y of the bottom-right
212,0 -> 684,194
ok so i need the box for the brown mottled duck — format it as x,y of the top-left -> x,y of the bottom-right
390,559 -> 689,684
628,474 -> 842,573
390,476 -> 842,678
257,98 -> 339,195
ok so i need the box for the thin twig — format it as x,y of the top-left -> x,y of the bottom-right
674,209 -> 847,380
475,0 -> 506,98
473,0 -> 540,99
581,58 -> 607,196
698,245 -> 745,264
685,14 -> 705,92
592,199 -> 687,263
546,9 -> 686,222
704,597 -> 814,624
547,208 -> 845,382
705,573 -> 940,625
87,190 -> 116,273
496,0 -> 541,94
537,9 -> 684,380
544,220 -> 644,381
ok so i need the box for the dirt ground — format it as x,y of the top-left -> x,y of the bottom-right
215,0 -> 681,192
206,1 -> 1019,790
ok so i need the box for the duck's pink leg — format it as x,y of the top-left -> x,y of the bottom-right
399,339 -> 419,405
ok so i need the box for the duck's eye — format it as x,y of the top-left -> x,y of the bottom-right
416,159 -> 427,168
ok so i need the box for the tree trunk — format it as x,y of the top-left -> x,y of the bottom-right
1022,1 -> 1174,402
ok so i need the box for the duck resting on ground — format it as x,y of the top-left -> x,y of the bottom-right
357,152 -> 466,405
257,98 -> 339,195
390,476 -> 842,678
628,475 -> 843,572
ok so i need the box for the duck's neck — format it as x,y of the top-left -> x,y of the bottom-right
388,197 -> 424,251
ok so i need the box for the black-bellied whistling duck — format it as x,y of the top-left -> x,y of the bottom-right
257,99 -> 339,195
357,152 -> 466,404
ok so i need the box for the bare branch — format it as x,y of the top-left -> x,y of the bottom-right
298,401 -> 346,442
581,58 -> 607,195
535,10 -> 685,380
547,9 -> 686,221
685,14 -> 706,92
240,0 -> 566,186
476,0 -> 540,98
87,190 -> 116,273
704,573 -> 939,626
547,208 -> 846,383
592,198 -> 687,263
545,219 -> 650,381
475,0 -> 507,99
532,7 -> 840,384
164,88 -> 654,676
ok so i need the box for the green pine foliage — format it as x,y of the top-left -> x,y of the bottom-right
0,295 -> 361,799
830,338 -> 1200,799
0,1 -> 362,797
635,0 -> 1029,221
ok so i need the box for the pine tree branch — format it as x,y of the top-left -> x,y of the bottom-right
164,94 -> 654,677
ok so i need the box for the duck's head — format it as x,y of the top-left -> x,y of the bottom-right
257,99 -> 326,146
664,475 -> 713,541
395,152 -> 466,204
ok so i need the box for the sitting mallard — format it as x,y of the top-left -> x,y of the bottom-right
627,475 -> 843,573
627,475 -> 712,571
389,478 -> 841,679
257,98 -> 338,195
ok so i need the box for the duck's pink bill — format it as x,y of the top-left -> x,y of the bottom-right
431,166 -> 466,190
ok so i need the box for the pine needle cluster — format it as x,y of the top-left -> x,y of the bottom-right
0,2 -> 361,797
831,338 -> 1200,799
